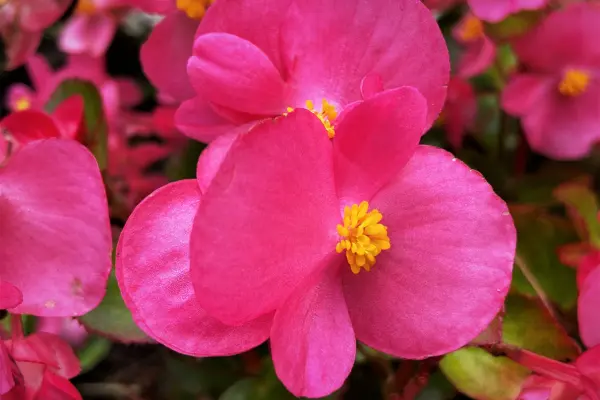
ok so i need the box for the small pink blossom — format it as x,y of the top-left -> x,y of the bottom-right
442,77 -> 477,148
0,0 -> 71,70
502,4 -> 600,159
468,0 -> 549,22
452,13 -> 496,78
117,88 -> 516,398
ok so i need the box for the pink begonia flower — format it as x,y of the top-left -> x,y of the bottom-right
468,0 -> 549,22
0,138 -> 112,317
118,88 -> 516,397
452,13 -> 496,78
442,77 -> 477,148
502,4 -> 600,160
59,0 -> 123,57
517,347 -> 600,400
1,316 -> 82,400
166,0 -> 449,143
0,0 -> 71,70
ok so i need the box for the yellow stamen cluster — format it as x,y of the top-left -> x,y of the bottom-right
336,201 -> 391,274
460,15 -> 484,41
14,97 -> 30,111
76,0 -> 96,15
306,99 -> 337,139
558,69 -> 590,97
176,0 -> 213,20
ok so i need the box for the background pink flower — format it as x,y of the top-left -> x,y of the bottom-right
452,13 -> 496,78
468,0 -> 549,22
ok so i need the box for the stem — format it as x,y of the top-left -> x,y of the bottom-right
514,255 -> 561,325
505,347 -> 581,389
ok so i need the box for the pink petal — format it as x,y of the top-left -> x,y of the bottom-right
579,267 -> 600,347
116,180 -> 271,356
502,74 -> 552,117
512,4 -> 600,73
457,37 -> 496,78
0,139 -> 112,317
0,341 -> 15,395
271,267 -> 355,398
360,74 -> 384,100
189,33 -> 287,115
59,14 -> 117,57
196,133 -> 239,193
9,333 -> 80,379
0,280 -> 23,309
175,96 -> 246,143
281,0 -> 448,128
190,110 -> 340,326
333,87 -> 427,205
25,54 -> 52,93
19,0 -> 71,31
1,110 -> 61,143
4,30 -> 41,71
467,0 -> 513,22
35,371 -> 82,400
114,78 -> 142,108
575,345 -> 600,387
141,11 -> 198,102
51,96 -> 85,141
344,146 -> 516,358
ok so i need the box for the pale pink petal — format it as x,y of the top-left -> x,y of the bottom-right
8,333 -> 80,379
333,87 -> 427,205
116,180 -> 271,356
190,110 -> 340,326
4,30 -> 41,71
141,11 -> 198,102
502,74 -> 553,116
189,33 -> 287,115
281,0 -> 448,128
344,146 -> 515,358
579,267 -> 600,347
271,267 -> 355,398
457,37 -> 496,78
467,0 -> 513,22
59,14 -> 117,57
19,0 -> 71,31
0,280 -> 22,309
196,133 -> 238,193
512,4 -> 600,73
360,74 -> 384,100
25,54 -> 53,93
0,139 -> 111,317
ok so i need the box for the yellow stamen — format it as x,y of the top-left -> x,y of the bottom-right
14,97 -> 30,111
76,0 -> 97,15
460,15 -> 484,41
558,69 -> 590,97
335,201 -> 391,274
176,0 -> 213,20
305,99 -> 337,139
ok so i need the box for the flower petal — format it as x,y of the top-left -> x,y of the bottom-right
579,267 -> 600,348
0,139 -> 111,317
59,14 -> 117,58
502,74 -> 552,117
344,146 -> 515,358
1,110 -> 61,144
189,32 -> 287,115
271,266 -> 355,398
141,11 -> 198,102
281,0 -> 448,128
0,280 -> 22,310
116,180 -> 271,356
333,87 -> 427,205
196,133 -> 239,193
457,37 -> 496,78
190,110 -> 340,325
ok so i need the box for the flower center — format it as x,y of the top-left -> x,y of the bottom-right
460,15 -> 484,41
335,201 -> 391,274
76,0 -> 97,14
306,99 -> 338,138
558,69 -> 590,97
176,0 -> 213,19
14,97 -> 30,111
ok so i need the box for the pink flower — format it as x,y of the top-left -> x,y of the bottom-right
442,77 -> 477,148
578,252 -> 600,348
0,0 -> 71,70
0,137 -> 111,317
502,4 -> 600,160
468,0 -> 549,22
117,88 -> 516,397
36,318 -> 88,348
169,0 -> 449,142
517,347 -> 600,400
422,0 -> 463,12
452,13 -> 496,78
59,0 -> 122,57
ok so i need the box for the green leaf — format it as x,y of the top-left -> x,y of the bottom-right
79,271 -> 150,343
503,295 -> 579,361
554,181 -> 600,247
440,347 -> 529,400
77,336 -> 112,373
511,206 -> 578,310
45,79 -> 108,170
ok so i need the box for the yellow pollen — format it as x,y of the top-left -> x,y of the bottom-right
76,0 -> 97,14
176,0 -> 213,20
335,201 -> 391,274
460,15 -> 484,41
305,99 -> 337,139
14,97 -> 30,111
559,69 -> 590,97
